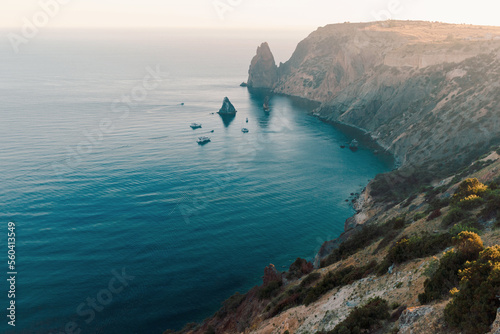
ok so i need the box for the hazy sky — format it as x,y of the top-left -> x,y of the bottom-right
1,0 -> 500,30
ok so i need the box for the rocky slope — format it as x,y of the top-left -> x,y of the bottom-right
168,21 -> 500,334
252,21 -> 500,170
169,150 -> 500,334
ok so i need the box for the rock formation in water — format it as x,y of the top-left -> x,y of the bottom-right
247,42 -> 279,89
218,97 -> 237,115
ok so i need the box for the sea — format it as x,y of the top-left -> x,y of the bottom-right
0,29 -> 393,333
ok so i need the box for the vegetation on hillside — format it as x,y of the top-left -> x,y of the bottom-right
318,297 -> 390,334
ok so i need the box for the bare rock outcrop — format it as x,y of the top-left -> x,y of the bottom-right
247,42 -> 279,89
398,306 -> 434,333
489,308 -> 500,334
218,97 -> 237,115
263,264 -> 282,286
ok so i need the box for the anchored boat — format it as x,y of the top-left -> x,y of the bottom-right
197,136 -> 211,144
190,123 -> 202,129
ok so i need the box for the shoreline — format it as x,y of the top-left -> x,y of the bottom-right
169,89 -> 398,332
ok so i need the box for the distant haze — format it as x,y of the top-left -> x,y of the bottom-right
1,0 -> 500,30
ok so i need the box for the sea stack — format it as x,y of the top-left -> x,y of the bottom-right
218,97 -> 237,115
247,42 -> 278,89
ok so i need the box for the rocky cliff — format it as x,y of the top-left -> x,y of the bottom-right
250,21 -> 500,171
247,42 -> 279,89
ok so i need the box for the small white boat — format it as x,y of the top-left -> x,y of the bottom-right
197,136 -> 211,144
241,128 -> 249,133
190,123 -> 202,129
349,139 -> 359,151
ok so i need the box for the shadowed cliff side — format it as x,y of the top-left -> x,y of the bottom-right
247,42 -> 279,89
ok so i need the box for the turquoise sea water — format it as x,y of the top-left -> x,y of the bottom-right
0,30 -> 392,333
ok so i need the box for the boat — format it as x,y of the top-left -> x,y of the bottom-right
197,136 -> 211,144
263,96 -> 270,111
349,139 -> 359,151
190,123 -> 202,129
241,128 -> 249,133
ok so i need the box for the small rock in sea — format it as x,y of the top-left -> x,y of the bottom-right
218,97 -> 237,115
345,199 -> 349,202
351,193 -> 354,196
240,82 -> 248,87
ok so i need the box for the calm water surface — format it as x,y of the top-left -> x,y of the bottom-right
0,30 -> 392,333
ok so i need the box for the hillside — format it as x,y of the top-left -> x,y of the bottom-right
250,21 -> 500,172
167,21 -> 500,334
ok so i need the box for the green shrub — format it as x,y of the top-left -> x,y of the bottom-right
449,222 -> 480,236
374,258 -> 392,276
390,302 -> 401,310
419,232 -> 483,305
453,231 -> 483,259
388,215 -> 406,229
387,233 -> 452,264
303,261 -> 377,306
442,207 -> 470,227
258,281 -> 282,300
418,251 -> 466,304
322,217 -> 408,268
300,272 -> 321,288
427,198 -> 450,212
414,212 -> 427,221
452,178 -> 487,203
321,225 -> 385,267
326,297 -> 390,334
444,246 -> 500,333
481,189 -> 500,218
457,195 -> 484,210
374,230 -> 401,253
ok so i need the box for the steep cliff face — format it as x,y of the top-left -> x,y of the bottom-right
247,42 -> 279,89
272,21 -> 500,170
318,52 -> 500,169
